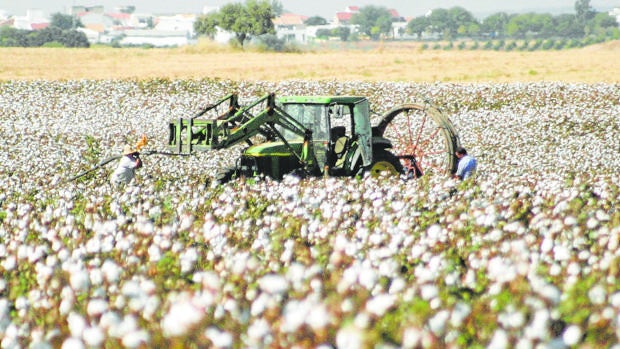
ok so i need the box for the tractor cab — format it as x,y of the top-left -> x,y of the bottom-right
277,96 -> 373,175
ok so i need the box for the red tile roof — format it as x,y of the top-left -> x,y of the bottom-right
107,12 -> 130,20
336,12 -> 353,21
273,13 -> 308,26
31,23 -> 49,30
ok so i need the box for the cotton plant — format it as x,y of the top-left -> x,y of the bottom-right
0,80 -> 620,347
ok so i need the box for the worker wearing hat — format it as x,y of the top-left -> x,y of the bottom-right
110,144 -> 143,186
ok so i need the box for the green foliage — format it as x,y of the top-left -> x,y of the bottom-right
408,1 -> 616,48
0,26 -> 89,48
50,13 -> 83,30
194,0 -> 275,48
304,16 -> 327,26
255,34 -> 286,51
350,5 -> 393,40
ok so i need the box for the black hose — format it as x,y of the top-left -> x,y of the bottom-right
66,150 -> 192,183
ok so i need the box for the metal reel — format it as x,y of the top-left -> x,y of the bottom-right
375,103 -> 460,177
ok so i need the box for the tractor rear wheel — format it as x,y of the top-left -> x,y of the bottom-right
375,103 -> 459,177
366,150 -> 404,178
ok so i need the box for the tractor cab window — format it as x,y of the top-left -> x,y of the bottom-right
281,104 -> 329,141
328,103 -> 353,137
353,100 -> 372,166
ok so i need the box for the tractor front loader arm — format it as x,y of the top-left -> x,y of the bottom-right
169,93 -> 318,172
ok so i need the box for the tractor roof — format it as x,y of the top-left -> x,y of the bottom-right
277,96 -> 367,105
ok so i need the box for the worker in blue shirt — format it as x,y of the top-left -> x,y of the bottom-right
454,147 -> 477,180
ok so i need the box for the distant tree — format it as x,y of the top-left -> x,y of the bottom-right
587,12 -> 620,37
591,12 -> 619,29
335,26 -> 350,41
315,28 -> 331,38
32,27 -> 64,46
575,0 -> 595,26
505,13 -> 554,39
0,27 -> 30,46
350,5 -> 393,40
445,7 -> 477,39
119,6 -> 136,14
554,14 -> 583,38
271,0 -> 283,16
194,0 -> 275,48
481,12 -> 511,38
194,12 -> 219,39
50,13 -> 82,30
406,15 -> 430,39
58,29 -> 89,47
304,16 -> 327,26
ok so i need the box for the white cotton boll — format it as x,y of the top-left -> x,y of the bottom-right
180,248 -> 198,274
89,268 -> 103,286
15,297 -> 28,311
524,309 -> 549,340
82,326 -> 105,347
142,296 -> 160,320
450,302 -> 471,327
420,284 -> 439,300
562,325 -> 582,346
61,337 -> 85,349
365,294 -> 396,316
2,256 -> 16,271
336,325 -> 364,349
307,303 -> 329,330
70,271 -> 90,293
205,327 -> 233,348
258,274 -> 288,294
354,312 -> 370,329
59,298 -> 74,316
389,278 -> 406,294
541,238 -> 553,253
122,330 -> 149,348
101,260 -> 121,283
247,318 -> 271,344
358,268 -> 377,290
553,245 -> 571,262
588,285 -> 607,305
610,292 -> 620,307
539,284 -> 561,304
85,238 -> 101,254
402,327 -> 422,349
161,299 -> 204,337
487,329 -> 509,349
428,310 -> 450,335
148,244 -> 161,262
67,312 -> 86,338
87,299 -> 108,317
281,300 -> 307,333
99,311 -> 122,330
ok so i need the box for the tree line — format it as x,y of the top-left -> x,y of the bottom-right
405,0 -> 618,42
0,13 -> 89,48
193,0 -> 618,50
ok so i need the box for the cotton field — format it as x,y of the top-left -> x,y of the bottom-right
1,79 -> 620,348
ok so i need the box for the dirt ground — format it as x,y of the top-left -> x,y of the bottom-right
1,40 -> 619,83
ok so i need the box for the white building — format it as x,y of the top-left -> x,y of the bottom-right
155,14 -> 196,38
610,8 -> 620,26
119,29 -> 191,47
12,9 -> 48,30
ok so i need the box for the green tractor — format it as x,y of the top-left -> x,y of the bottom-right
168,93 -> 460,183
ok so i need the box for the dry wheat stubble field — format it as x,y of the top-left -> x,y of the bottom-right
1,40 -> 619,82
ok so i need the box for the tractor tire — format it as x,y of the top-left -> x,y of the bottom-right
366,150 -> 404,178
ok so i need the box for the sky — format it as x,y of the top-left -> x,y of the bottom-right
1,0 -> 619,19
